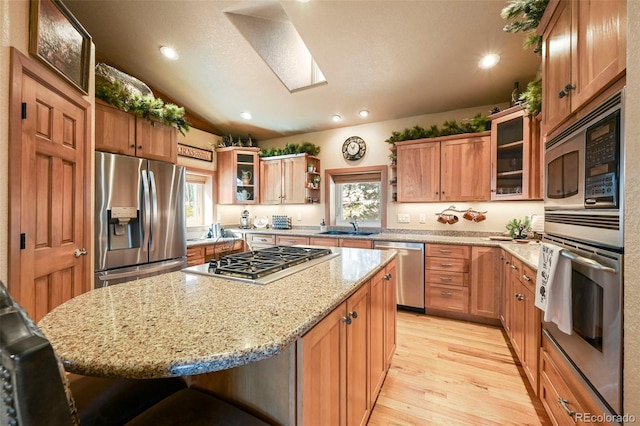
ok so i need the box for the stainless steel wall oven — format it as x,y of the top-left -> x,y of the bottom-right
543,88 -> 624,416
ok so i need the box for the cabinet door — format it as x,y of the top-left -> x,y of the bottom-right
523,286 -> 540,393
571,0 -> 626,109
297,303 -> 346,426
282,157 -> 308,204
470,247 -> 501,319
135,118 -> 177,163
440,135 -> 491,201
95,100 -> 136,156
217,148 -> 260,204
369,270 -> 385,405
541,0 -> 572,134
383,261 -> 397,366
260,159 -> 283,204
499,251 -> 512,332
397,142 -> 440,202
511,278 -> 526,361
346,283 -> 370,426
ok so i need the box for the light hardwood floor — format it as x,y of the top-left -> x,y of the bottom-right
368,311 -> 550,426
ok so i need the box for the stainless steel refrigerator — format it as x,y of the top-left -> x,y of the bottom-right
94,152 -> 186,287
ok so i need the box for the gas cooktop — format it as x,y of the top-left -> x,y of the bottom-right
181,246 -> 340,285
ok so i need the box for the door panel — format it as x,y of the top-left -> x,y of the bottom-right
10,50 -> 90,322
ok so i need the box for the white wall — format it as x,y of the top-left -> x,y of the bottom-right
217,103 -> 543,231
624,0 -> 640,417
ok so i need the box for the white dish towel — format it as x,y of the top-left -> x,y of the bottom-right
535,243 -> 573,335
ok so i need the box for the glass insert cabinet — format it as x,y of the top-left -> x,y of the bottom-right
489,106 -> 541,201
216,147 -> 260,204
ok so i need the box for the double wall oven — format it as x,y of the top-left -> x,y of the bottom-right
543,89 -> 624,415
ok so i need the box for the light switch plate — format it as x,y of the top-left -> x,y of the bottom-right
296,212 -> 302,221
419,213 -> 426,223
397,213 -> 410,223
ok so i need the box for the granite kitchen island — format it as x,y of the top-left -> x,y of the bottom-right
38,247 -> 396,379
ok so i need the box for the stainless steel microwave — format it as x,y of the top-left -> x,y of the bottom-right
544,90 -> 624,248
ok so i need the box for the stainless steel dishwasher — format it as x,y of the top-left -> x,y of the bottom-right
373,241 -> 425,312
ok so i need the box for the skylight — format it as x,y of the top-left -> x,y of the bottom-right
225,2 -> 327,93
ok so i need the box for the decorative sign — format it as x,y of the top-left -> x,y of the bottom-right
177,143 -> 213,162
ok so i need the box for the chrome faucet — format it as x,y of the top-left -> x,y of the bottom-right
350,220 -> 359,233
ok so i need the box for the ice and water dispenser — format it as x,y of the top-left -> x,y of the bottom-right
108,206 -> 141,250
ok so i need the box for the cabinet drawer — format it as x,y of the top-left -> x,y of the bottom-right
276,235 -> 309,246
425,256 -> 469,273
308,237 -> 339,247
186,247 -> 204,266
426,244 -> 470,259
426,283 -> 469,313
425,270 -> 468,287
521,263 -> 536,292
540,350 -> 585,426
247,234 -> 275,245
340,239 -> 373,249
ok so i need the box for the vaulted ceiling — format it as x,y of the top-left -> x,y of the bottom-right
64,0 -> 541,141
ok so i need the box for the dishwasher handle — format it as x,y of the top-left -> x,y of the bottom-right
373,243 -> 424,251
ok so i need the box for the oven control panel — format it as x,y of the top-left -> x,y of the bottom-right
584,110 -> 620,208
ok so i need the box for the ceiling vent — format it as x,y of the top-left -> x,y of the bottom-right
225,2 -> 327,93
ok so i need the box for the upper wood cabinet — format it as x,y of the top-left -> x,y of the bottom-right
216,147 -> 260,205
95,100 -> 177,163
260,154 -> 320,204
539,0 -> 626,136
396,132 -> 491,203
489,106 -> 541,200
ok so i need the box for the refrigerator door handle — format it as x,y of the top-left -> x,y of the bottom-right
141,169 -> 151,252
149,170 -> 159,252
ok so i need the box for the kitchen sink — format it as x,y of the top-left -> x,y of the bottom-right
318,230 -> 377,236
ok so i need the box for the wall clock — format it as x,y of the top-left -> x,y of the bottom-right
342,136 -> 366,161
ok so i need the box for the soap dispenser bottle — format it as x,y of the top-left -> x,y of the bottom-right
320,219 -> 327,233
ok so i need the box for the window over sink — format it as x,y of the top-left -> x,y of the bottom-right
185,171 -> 213,227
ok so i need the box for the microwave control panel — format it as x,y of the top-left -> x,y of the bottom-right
584,111 -> 620,208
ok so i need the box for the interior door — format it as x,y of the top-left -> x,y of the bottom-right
9,49 -> 91,321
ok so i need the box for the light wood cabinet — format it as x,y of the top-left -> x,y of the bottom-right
216,147 -> 260,205
275,235 -> 309,246
540,332 -> 615,426
260,154 -> 321,204
396,132 -> 491,202
339,239 -> 373,249
425,244 -> 471,313
499,250 -> 513,334
297,282 -> 370,426
186,246 -> 205,266
470,246 -> 501,319
489,106 -> 541,200
95,100 -> 177,163
539,0 -> 626,135
504,256 -> 540,394
369,260 -> 397,409
245,233 -> 275,250
309,237 -> 339,247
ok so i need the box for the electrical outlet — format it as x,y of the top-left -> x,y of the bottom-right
296,212 -> 302,221
397,213 -> 410,223
419,213 -> 426,223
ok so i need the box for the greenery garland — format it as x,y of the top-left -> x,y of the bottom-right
501,0 -> 549,54
95,79 -> 190,136
258,142 -> 321,158
385,113 -> 489,144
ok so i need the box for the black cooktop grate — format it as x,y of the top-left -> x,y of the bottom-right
208,246 -> 333,280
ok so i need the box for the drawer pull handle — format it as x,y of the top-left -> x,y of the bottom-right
558,397 -> 576,417
187,253 -> 195,257
510,264 -> 518,270
515,293 -> 524,301
440,263 -> 453,267
441,291 -> 453,297
522,274 -> 532,281
439,276 -> 453,281
439,249 -> 452,253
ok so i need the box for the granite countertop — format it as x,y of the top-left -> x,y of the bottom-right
38,247 -> 396,379
237,228 -> 541,270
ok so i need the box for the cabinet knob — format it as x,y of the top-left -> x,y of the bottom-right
515,293 -> 524,301
349,310 -> 358,319
522,274 -> 532,282
342,316 -> 352,325
130,144 -> 135,148
383,273 -> 392,280
510,264 -> 518,270
74,248 -> 87,258
558,84 -> 576,99
138,145 -> 143,149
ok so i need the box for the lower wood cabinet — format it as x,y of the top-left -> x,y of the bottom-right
297,281 -> 370,426
425,244 -> 471,313
186,246 -> 205,266
308,237 -> 340,247
275,235 -> 309,246
339,238 -> 373,249
470,246 -> 501,319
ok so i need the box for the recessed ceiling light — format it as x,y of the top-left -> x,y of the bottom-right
359,110 -> 369,118
296,0 -> 311,3
160,46 -> 179,60
331,114 -> 342,122
240,111 -> 252,120
478,53 -> 500,69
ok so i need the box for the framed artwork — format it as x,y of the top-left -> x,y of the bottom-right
177,143 -> 214,162
29,0 -> 92,94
